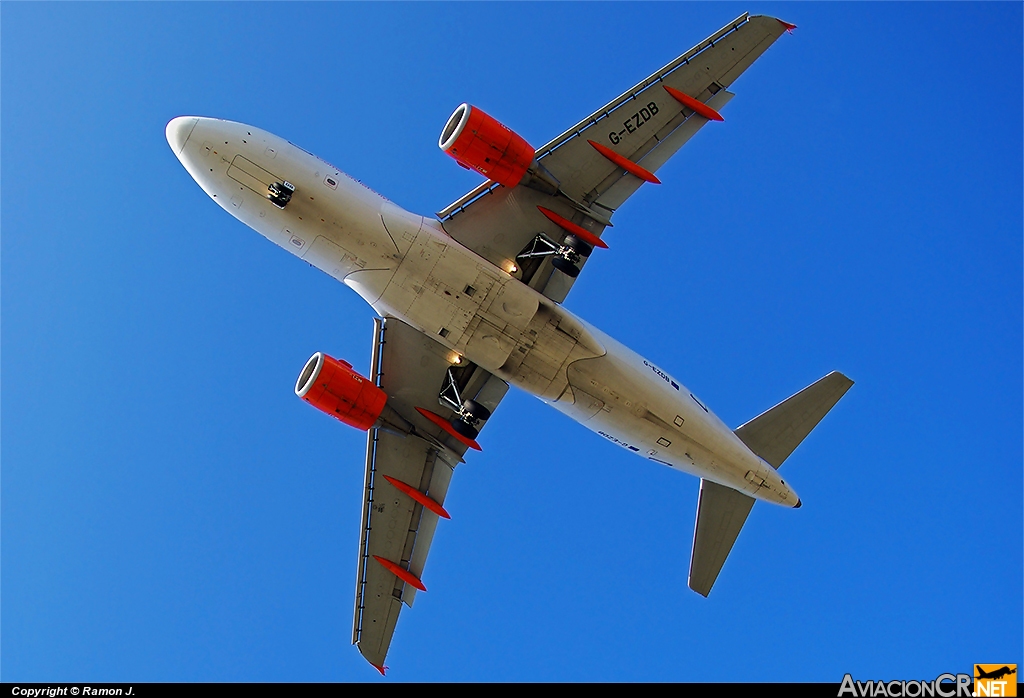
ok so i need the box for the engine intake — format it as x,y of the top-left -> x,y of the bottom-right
439,103 -> 536,188
295,352 -> 386,431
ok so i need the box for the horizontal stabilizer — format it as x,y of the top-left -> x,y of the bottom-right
688,371 -> 853,596
734,371 -> 854,469
688,479 -> 756,597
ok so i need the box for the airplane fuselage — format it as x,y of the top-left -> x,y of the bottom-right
168,116 -> 799,507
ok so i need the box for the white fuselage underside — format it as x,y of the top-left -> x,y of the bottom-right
167,116 -> 799,507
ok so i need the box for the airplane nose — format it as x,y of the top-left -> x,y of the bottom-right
165,116 -> 198,155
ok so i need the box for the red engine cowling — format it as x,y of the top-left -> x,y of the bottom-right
295,352 -> 386,431
438,103 -> 535,187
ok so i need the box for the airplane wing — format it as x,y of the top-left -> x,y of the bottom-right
437,13 -> 791,303
352,316 -> 508,671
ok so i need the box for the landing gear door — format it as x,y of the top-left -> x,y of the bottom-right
226,154 -> 293,207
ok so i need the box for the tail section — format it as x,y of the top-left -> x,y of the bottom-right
734,371 -> 854,468
688,480 -> 757,597
687,371 -> 853,596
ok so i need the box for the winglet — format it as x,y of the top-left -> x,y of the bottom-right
372,663 -> 388,676
778,19 -> 797,33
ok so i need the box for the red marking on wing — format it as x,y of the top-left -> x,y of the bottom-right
373,555 -> 426,592
415,407 -> 482,451
383,475 -> 451,519
663,85 -> 725,122
587,140 -> 660,184
536,206 -> 608,249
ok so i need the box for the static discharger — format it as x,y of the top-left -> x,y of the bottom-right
536,206 -> 608,249
663,85 -> 725,122
382,475 -> 451,519
415,407 -> 483,451
587,140 -> 661,184
373,555 -> 427,592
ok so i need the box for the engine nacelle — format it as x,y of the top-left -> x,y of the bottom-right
438,103 -> 536,187
295,352 -> 386,431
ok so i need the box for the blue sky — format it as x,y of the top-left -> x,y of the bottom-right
3,2 -> 1021,683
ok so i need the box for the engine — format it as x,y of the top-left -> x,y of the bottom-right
438,103 -> 536,187
295,352 -> 386,431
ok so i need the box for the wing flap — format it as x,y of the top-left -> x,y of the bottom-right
401,446 -> 453,608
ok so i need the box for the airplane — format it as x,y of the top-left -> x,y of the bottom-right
166,13 -> 852,674
976,666 -> 1017,681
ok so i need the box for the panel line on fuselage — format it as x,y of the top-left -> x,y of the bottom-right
168,116 -> 800,508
